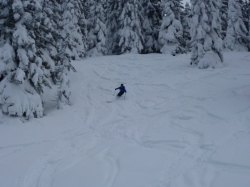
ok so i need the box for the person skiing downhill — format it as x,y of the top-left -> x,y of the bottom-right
115,84 -> 126,97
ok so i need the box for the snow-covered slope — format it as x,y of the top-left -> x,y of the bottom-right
0,52 -> 250,187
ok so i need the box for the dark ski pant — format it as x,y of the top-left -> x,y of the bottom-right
117,92 -> 125,97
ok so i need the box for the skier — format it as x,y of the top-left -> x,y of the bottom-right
115,84 -> 126,97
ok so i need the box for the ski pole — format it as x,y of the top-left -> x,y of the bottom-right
124,92 -> 126,100
113,90 -> 116,96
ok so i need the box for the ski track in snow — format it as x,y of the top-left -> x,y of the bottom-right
1,52 -> 250,187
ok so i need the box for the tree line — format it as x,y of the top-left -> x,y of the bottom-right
0,0 -> 249,119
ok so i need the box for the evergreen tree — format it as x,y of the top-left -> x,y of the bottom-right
224,0 -> 249,51
35,0 -> 60,85
239,0 -> 250,33
78,0 -> 88,54
240,0 -> 250,49
190,0 -> 224,69
60,0 -> 86,60
248,1 -> 250,36
158,0 -> 184,55
0,0 -> 76,118
141,0 -> 161,53
86,0 -> 108,57
220,0 -> 228,39
40,0 -> 75,110
180,2 -> 192,50
117,0 -> 144,54
246,0 -> 250,38
0,0 -> 45,118
106,0 -> 124,54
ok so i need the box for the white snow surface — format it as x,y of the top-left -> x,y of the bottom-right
1,52 -> 250,187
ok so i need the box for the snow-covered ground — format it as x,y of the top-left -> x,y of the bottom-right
1,52 -> 250,187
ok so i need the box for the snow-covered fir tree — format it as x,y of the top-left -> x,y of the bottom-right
35,0 -> 61,87
32,0 -> 74,110
190,0 -> 224,68
239,0 -> 250,49
0,0 -> 76,118
180,2 -> 192,50
117,0 -> 144,54
249,1 -> 250,35
86,0 -> 108,57
47,0 -> 76,109
141,0 -> 161,53
239,0 -> 250,33
224,0 -> 249,51
0,0 -> 46,118
60,0 -> 86,60
248,1 -> 250,36
158,0 -> 184,55
77,0 -> 88,54
220,0 -> 228,39
106,0 -> 124,54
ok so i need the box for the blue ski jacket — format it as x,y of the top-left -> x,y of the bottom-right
115,86 -> 126,93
